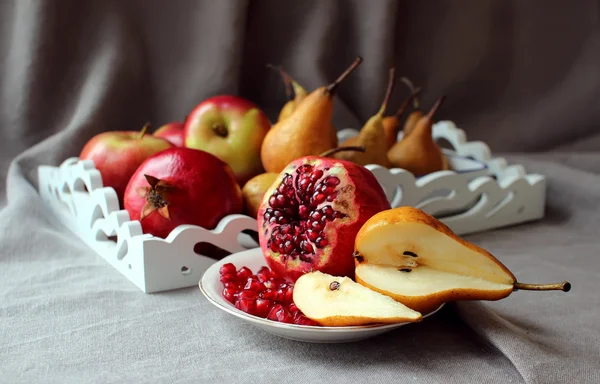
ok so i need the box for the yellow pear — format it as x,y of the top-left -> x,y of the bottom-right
353,206 -> 571,314
387,96 -> 448,176
241,172 -> 278,218
267,65 -> 309,122
260,57 -> 363,173
399,77 -> 424,138
334,68 -> 396,167
381,87 -> 421,149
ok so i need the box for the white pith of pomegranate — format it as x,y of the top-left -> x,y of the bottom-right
257,156 -> 391,283
218,263 -> 318,326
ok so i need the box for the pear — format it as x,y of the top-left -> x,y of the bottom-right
267,64 -> 309,122
353,206 -> 571,314
333,68 -> 397,168
260,57 -> 363,173
399,77 -> 424,137
241,172 -> 278,218
293,271 -> 423,326
381,88 -> 421,149
386,96 -> 448,176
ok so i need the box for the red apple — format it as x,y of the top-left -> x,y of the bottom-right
123,147 -> 244,239
79,125 -> 174,205
154,121 -> 185,147
184,95 -> 272,186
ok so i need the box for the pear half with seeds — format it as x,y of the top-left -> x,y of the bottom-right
293,271 -> 422,326
353,206 -> 571,314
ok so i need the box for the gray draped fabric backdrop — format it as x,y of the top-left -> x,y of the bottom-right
1,1 -> 599,383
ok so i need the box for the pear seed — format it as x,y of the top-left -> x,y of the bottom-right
329,281 -> 340,291
403,251 -> 417,257
353,252 -> 364,263
398,268 -> 412,273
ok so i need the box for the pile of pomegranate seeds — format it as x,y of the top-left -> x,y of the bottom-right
219,263 -> 319,326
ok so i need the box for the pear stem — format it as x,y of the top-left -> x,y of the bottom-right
513,281 -> 571,292
138,122 -> 150,139
377,67 -> 396,116
326,56 -> 363,95
427,96 -> 446,119
400,77 -> 421,109
394,88 -> 421,118
319,146 -> 366,158
267,64 -> 294,101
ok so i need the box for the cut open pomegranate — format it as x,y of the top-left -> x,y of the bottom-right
257,156 -> 391,282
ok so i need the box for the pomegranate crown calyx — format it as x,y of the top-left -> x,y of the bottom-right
136,174 -> 174,221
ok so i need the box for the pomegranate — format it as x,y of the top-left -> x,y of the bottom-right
123,147 -> 243,239
256,155 -> 391,282
218,263 -> 318,326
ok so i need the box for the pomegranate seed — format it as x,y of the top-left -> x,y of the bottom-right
325,176 -> 340,186
288,303 -> 299,315
294,315 -> 318,326
256,266 -> 272,283
255,298 -> 274,318
237,290 -> 257,300
222,287 -> 237,303
219,273 -> 238,284
276,286 -> 294,305
284,286 -> 294,304
267,304 -> 283,321
219,263 -> 237,276
316,237 -> 328,248
312,193 -> 326,205
267,304 -> 294,323
265,277 -> 285,290
260,289 -> 277,301
244,278 -> 265,293
235,297 -> 257,316
306,230 -> 319,242
237,267 -> 253,281
310,170 -> 324,181
223,281 -> 239,290
297,164 -> 313,174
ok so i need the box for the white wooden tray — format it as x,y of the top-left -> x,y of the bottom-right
37,120 -> 545,293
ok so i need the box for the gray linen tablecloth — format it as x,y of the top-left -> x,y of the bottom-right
1,1 -> 599,383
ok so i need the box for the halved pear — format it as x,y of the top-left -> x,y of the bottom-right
353,206 -> 571,314
293,271 -> 422,326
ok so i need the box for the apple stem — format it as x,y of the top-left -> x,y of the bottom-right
377,67 -> 396,116
319,146 -> 366,158
139,122 -> 150,139
513,281 -> 571,292
267,63 -> 294,101
325,56 -> 363,95
400,77 -> 421,109
395,87 -> 422,118
427,96 -> 446,119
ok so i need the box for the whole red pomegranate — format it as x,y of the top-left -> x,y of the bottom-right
124,147 -> 243,238
257,155 -> 391,282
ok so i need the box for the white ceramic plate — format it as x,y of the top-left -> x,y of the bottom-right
199,248 -> 443,343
